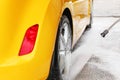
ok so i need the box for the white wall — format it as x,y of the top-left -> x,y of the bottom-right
93,0 -> 120,16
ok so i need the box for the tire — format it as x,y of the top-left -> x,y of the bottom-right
47,15 -> 72,80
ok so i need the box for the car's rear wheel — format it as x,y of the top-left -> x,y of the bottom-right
48,15 -> 72,80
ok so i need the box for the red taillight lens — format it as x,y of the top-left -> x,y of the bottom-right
19,24 -> 39,56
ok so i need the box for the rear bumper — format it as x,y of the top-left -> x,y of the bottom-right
0,55 -> 49,80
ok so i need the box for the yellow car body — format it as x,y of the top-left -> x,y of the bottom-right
0,0 -> 92,80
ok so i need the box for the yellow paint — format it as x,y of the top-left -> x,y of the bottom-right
0,0 -> 91,80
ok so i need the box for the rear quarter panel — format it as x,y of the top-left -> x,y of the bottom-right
0,0 -> 62,80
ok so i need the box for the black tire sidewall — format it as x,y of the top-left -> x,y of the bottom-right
47,15 -> 72,80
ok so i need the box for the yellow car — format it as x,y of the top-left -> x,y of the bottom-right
0,0 -> 92,80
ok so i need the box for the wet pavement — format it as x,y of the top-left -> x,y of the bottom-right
71,17 -> 120,80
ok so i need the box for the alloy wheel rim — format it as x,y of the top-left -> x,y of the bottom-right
58,21 -> 71,80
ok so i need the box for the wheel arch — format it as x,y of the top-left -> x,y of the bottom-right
47,7 -> 73,80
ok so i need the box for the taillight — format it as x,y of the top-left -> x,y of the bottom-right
19,24 -> 39,56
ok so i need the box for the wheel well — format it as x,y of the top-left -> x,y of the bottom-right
47,8 -> 73,80
63,8 -> 73,38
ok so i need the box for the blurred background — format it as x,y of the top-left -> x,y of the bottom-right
72,0 -> 120,80
94,0 -> 120,17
